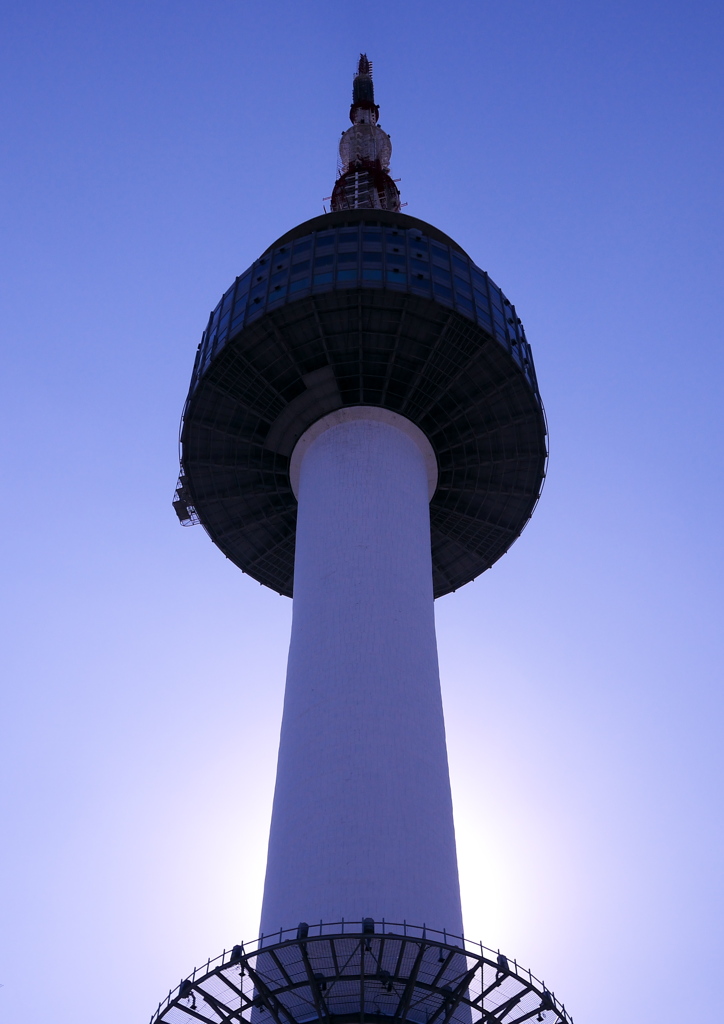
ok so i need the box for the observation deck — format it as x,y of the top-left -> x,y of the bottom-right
174,209 -> 547,598
150,921 -> 572,1024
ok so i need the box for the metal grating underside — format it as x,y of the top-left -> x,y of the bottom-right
150,924 -> 571,1024
180,288 -> 547,598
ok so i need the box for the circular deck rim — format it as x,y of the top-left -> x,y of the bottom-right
149,920 -> 572,1024
261,209 -> 471,259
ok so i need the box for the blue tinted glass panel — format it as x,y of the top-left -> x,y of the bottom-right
196,231 -> 535,395
476,309 -> 492,328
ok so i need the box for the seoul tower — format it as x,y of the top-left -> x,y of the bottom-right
158,57 -> 571,1024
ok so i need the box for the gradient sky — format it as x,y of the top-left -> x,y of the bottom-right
1,3 -> 722,1023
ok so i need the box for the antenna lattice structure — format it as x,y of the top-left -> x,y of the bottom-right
331,55 -> 401,212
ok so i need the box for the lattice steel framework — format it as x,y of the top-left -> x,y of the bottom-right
150,923 -> 572,1024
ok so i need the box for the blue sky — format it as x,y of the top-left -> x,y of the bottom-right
1,2 -> 722,1022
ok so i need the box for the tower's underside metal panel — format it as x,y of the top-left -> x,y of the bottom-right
179,213 -> 546,598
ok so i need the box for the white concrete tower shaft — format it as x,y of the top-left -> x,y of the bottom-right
260,408 -> 463,936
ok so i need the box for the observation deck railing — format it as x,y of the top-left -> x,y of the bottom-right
149,920 -> 572,1024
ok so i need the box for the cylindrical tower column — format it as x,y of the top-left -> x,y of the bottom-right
260,408 -> 463,935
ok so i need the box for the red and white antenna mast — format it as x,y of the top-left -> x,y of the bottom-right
331,54 -> 401,212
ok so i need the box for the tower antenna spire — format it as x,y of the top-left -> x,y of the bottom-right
331,54 -> 401,212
